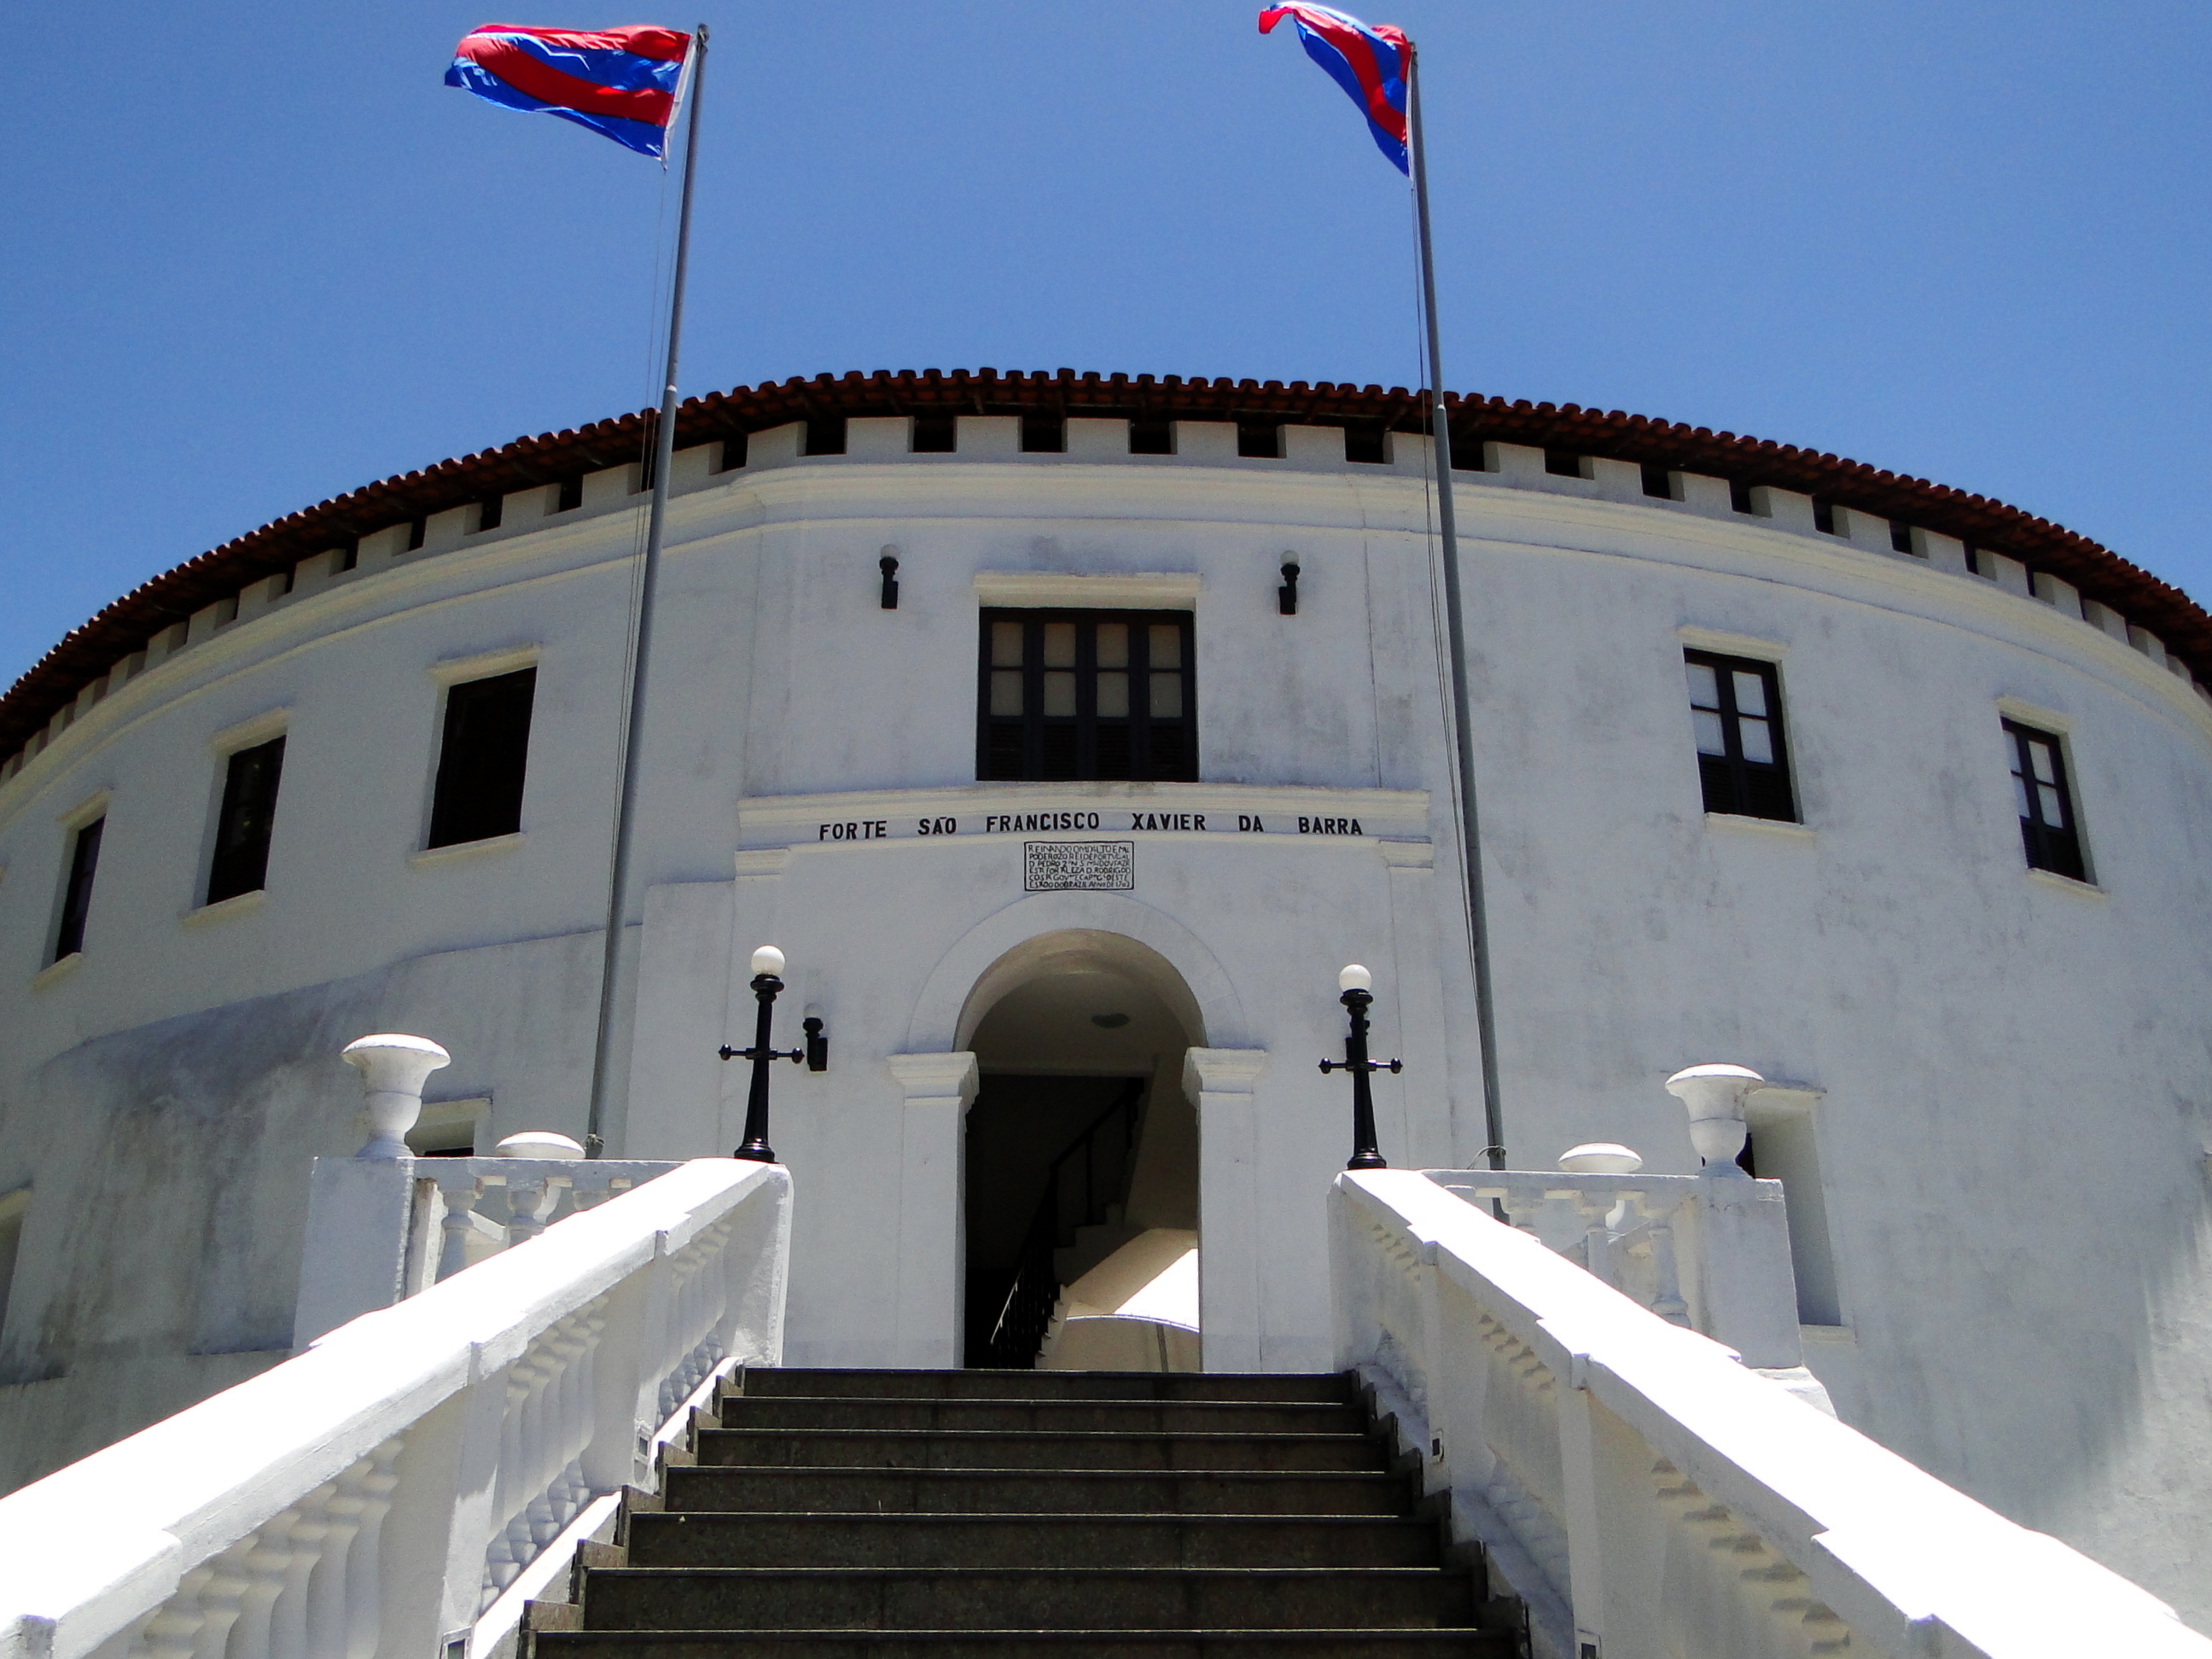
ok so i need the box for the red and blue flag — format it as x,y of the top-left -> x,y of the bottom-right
446,23 -> 692,158
1258,4 -> 1411,173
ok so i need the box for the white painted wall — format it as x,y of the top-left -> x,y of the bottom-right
2,420 -> 2209,1624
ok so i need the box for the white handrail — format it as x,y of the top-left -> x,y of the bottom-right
0,1158 -> 791,1659
1333,1169 -> 2210,1659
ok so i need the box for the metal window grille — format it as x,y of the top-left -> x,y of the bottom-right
977,610 -> 1196,783
1685,650 -> 1796,822
2004,719 -> 2086,880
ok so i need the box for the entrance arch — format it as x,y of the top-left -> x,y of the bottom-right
905,892 -> 1248,1056
958,929 -> 1205,1369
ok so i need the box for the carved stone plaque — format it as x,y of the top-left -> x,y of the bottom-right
1024,841 -> 1135,892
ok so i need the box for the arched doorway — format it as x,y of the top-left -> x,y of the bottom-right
959,930 -> 1203,1369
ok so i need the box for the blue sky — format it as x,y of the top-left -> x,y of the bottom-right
4,3 -> 2209,685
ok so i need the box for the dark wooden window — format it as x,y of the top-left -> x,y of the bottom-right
54,817 -> 103,961
1021,414 -> 1065,453
717,434 -> 748,472
2005,720 -> 2086,881
428,669 -> 536,847
1813,499 -> 1837,534
405,516 -> 427,552
1544,448 -> 1585,478
475,496 -> 503,533
1685,651 -> 1796,821
804,417 -> 847,457
1729,480 -> 1757,515
1344,426 -> 1388,464
555,474 -> 585,512
912,413 -> 956,453
978,610 -> 1196,783
1641,462 -> 1675,499
1129,418 -> 1174,456
207,737 -> 285,905
1236,422 -> 1281,459
1890,521 -> 1916,555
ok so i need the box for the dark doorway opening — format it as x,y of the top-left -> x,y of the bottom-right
964,1076 -> 1144,1367
954,932 -> 1202,1369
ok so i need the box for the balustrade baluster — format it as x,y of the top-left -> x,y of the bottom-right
339,1439 -> 403,1659
482,1355 -> 539,1603
130,1567 -> 213,1659
306,1480 -> 363,1659
1572,1193 -> 1614,1285
433,1172 -> 489,1282
271,1487 -> 337,1659
188,1540 -> 257,1659
1636,1194 -> 1690,1324
230,1506 -> 303,1659
504,1173 -> 553,1245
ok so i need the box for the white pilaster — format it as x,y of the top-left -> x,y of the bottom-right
886,1052 -> 981,1367
1185,1047 -> 1269,1372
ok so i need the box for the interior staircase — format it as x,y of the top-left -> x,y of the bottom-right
527,1367 -> 1526,1658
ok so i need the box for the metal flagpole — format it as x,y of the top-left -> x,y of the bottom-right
1406,46 -> 1507,1172
584,24 -> 708,1157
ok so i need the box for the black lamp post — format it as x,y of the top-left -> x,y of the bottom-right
718,945 -> 805,1161
1319,963 -> 1400,1171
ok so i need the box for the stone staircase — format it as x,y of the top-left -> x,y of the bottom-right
527,1368 -> 1525,1658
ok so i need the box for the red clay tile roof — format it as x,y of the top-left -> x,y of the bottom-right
4,366 -> 2205,761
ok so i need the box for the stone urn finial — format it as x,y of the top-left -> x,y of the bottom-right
1665,1063 -> 1765,1175
1557,1143 -> 1644,1175
342,1033 -> 452,1160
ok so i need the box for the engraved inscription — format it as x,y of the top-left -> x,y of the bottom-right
1025,841 -> 1136,892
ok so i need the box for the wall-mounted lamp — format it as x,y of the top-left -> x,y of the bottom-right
716,945 -> 806,1161
803,1016 -> 829,1072
1319,963 -> 1400,1171
880,550 -> 900,609
1278,557 -> 1301,616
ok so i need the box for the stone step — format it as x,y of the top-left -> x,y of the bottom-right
535,1630 -> 1519,1659
661,1466 -> 1414,1516
623,1514 -> 1442,1570
695,1429 -> 1387,1474
717,1398 -> 1365,1436
576,1568 -> 1478,1632
736,1370 -> 1352,1404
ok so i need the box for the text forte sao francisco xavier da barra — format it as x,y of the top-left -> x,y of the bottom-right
814,811 -> 1372,842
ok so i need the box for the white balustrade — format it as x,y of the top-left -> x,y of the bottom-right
1330,1168 -> 2211,1659
1432,1165 -> 1807,1378
0,1157 -> 791,1659
294,1039 -> 684,1348
1432,1065 -> 1816,1390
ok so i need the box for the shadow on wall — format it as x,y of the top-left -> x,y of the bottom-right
0,927 -> 605,1494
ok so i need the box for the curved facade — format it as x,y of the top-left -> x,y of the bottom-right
3,377 -> 2210,1623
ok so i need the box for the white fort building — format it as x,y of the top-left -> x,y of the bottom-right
2,368 -> 2211,1658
